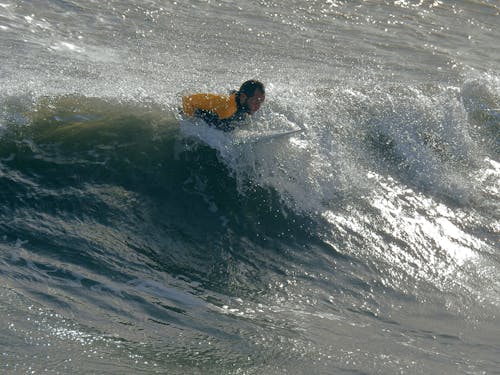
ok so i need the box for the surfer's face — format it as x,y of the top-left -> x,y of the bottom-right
241,90 -> 265,115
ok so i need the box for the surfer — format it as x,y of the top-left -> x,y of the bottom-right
182,80 -> 265,132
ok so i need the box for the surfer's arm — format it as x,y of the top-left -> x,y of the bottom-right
195,109 -> 219,125
217,121 -> 236,132
194,109 -> 235,132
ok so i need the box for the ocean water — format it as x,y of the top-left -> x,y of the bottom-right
1,1 -> 499,374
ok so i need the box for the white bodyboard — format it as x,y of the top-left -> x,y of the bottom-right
233,128 -> 304,145
179,116 -> 305,148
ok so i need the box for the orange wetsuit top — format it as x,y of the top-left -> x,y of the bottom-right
182,92 -> 246,131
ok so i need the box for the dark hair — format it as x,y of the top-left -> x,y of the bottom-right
238,80 -> 265,97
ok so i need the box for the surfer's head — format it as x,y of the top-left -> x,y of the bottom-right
237,80 -> 265,115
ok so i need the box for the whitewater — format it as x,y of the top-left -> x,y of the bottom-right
1,1 -> 499,374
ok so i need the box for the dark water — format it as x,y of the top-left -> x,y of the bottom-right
1,1 -> 499,374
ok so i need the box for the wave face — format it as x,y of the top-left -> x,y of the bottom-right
1,1 -> 499,374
